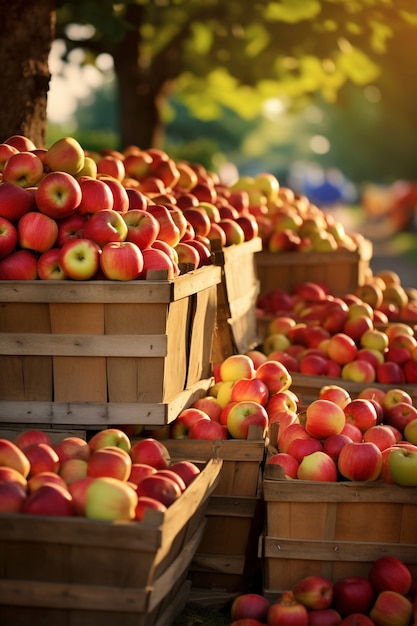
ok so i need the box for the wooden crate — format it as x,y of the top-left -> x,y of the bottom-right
211,237 -> 262,363
289,372 -> 417,407
163,425 -> 267,591
0,266 -> 221,430
261,464 -> 417,599
255,238 -> 373,297
0,457 -> 222,626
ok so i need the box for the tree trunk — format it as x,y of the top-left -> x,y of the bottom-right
0,0 -> 55,148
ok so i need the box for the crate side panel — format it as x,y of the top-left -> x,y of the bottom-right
164,297 -> 190,401
187,284 -> 217,387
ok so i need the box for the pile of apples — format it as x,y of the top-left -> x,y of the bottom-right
257,279 -> 417,385
0,427 -> 202,521
0,134 -> 261,281
229,555 -> 416,625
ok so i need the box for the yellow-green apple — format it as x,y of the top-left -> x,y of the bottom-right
326,333 -> 358,365
125,188 -> 149,211
343,398 -> 378,433
123,208 -> 159,249
87,446 -> 132,481
323,433 -> 353,462
255,359 -> 292,394
267,591 -> 309,626
68,476 -> 95,515
135,472 -> 182,507
307,608 -> 343,625
369,590 -> 413,626
100,240 -> 143,280
404,417 -> 417,444
191,397 -> 223,423
341,360 -> 376,383
17,211 -> 58,253
297,450 -> 338,481
101,176 -> 129,213
169,460 -> 201,487
219,354 -> 256,382
53,436 -> 90,463
0,216 -> 17,259
2,150 -> 44,187
88,428 -> 131,454
37,248 -> 66,280
382,387 -> 413,412
36,171 -> 82,219
76,155 -> 97,178
56,213 -> 86,247
22,482 -> 74,516
305,399 -> 345,439
355,282 -> 384,309
45,136 -> 85,175
287,436 -> 323,462
24,442 -> 60,477
0,481 -> 26,513
0,182 -> 35,222
263,333 -> 291,355
383,284 -> 409,309
278,423 -> 311,453
227,400 -> 269,439
58,458 -> 88,484
27,470 -> 67,492
387,447 -> 417,486
218,217 -> 245,246
130,438 -> 170,469
369,556 -> 412,595
230,592 -> 270,623
332,576 -> 375,617
267,390 -> 298,414
174,241 -> 200,270
139,247 -> 176,279
338,441 -> 382,481
135,495 -> 167,521
363,424 -> 397,451
85,476 -> 137,521
360,328 -> 389,353
83,208 -> 128,247
146,204 -> 180,246
384,401 -> 417,433
293,575 -> 333,610
14,429 -> 51,450
58,238 -> 100,280
266,452 -> 300,479
348,301 -> 374,320
188,417 -> 228,440
0,248 -> 38,279
96,155 -> 125,181
170,407 -> 211,439
75,176 -> 114,217
319,384 -> 351,408
230,377 -> 269,406
377,361 -> 405,384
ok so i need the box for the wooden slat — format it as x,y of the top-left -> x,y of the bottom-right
206,495 -> 259,518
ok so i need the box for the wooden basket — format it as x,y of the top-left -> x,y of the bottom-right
261,464 -> 417,600
255,238 -> 373,297
211,237 -> 262,363
0,266 -> 221,431
163,425 -> 267,591
0,457 -> 222,626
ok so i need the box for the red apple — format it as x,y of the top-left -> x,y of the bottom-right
337,441 -> 382,481
267,390 -> 298,415
135,473 -> 182,507
319,384 -> 351,408
278,423 -> 312,454
332,576 -> 375,617
24,442 -> 60,477
36,171 -> 82,219
0,481 -> 26,513
323,433 -> 352,462
45,136 -> 85,175
384,401 -> 417,433
308,608 -> 342,625
96,154 -> 125,181
21,482 -> 74,516
341,360 -> 376,384
293,575 -> 333,610
231,377 -> 269,406
297,450 -> 338,482
84,208 -> 128,247
368,556 -> 412,595
87,446 -> 132,481
170,407 -> 211,439
267,591 -> 309,625
0,182 -> 34,222
139,247 -> 176,279
255,359 -> 292,394
376,361 -> 405,385
135,495 -> 167,521
226,400 -> 269,439
17,211 -> 58,253
343,399 -> 378,433
168,460 -> 201,487
100,240 -> 143,280
305,399 -> 345,439
59,238 -> 100,280
37,247 -> 66,280
287,437 -> 323,462
339,614 -> 375,625
2,150 -> 44,187
53,436 -> 90,463
76,176 -> 114,217
230,593 -> 270,623
58,459 -> 88,485
68,476 -> 95,515
369,590 -> 413,626
123,208 -> 160,249
101,176 -> 130,213
191,397 -> 222,423
265,452 -> 300,479
130,438 -> 170,470
56,213 -> 86,247
14,429 -> 52,450
326,333 -> 358,364
188,418 -> 228,440
363,424 -> 397,451
0,216 -> 17,259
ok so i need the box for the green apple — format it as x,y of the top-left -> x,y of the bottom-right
388,447 -> 417,486
85,476 -> 138,521
404,418 -> 417,445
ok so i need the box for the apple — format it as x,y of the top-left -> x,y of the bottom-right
83,208 -> 128,247
278,423 -> 312,454
58,238 -> 100,280
85,476 -> 137,521
0,466 -> 28,490
0,248 -> 38,278
24,442 -> 60,477
99,240 -> 143,281
0,481 -> 26,513
263,333 -> 291,355
368,556 -> 412,595
58,458 -> 89,485
382,387 -> 413,412
125,188 -> 148,211
123,150 -> 152,180
341,360 -> 376,384
36,248 -> 66,280
184,238 -> 212,267
191,396 -> 223,423
387,447 -> 417,486
297,450 -> 338,482
230,593 -> 270,623
267,591 -> 309,626
308,608 -> 342,625
356,347 -> 385,370
135,473 -> 182,507
404,417 -> 417,444
299,353 -> 328,375
268,409 -> 299,435
255,359 -> 292,394
2,150 -> 44,187
339,614 -> 375,625
0,142 -> 19,170
287,437 -> 323,462
123,208 -> 159,249
75,176 -> 114,217
188,418 -> 228,440
343,399 -> 378,433
101,176 -> 130,213
87,446 -> 132,481
332,576 -> 375,617
96,154 -> 125,181
305,399 -> 345,439
219,354 -> 256,382
363,424 -> 397,451
68,476 -> 95,515
319,384 -> 351,408
0,216 -> 17,259
337,441 -> 382,481
230,377 -> 269,406
218,217 -> 245,246
56,213 -> 86,247
127,463 -> 157,487
403,359 -> 417,383
293,575 -> 333,610
369,590 -> 413,626
139,247 -> 176,279
267,390 -> 298,415
45,136 -> 85,175
135,495 -> 167,521
170,407 -> 211,439
384,401 -> 417,432
14,429 -> 52,450
88,428 -> 131,454
323,433 -> 353,462
174,241 -> 200,270
22,482 -> 74,516
130,438 -> 170,469
343,315 -> 374,342
326,333 -> 358,365
152,238 -> 179,267
35,171 -> 82,220
183,207 -> 211,237
26,470 -> 68,492
52,436 -> 90,464
146,204 -> 180,246
76,155 -> 97,178
377,361 -> 405,385
168,460 -> 201,487
17,211 -> 58,253
226,400 -> 269,439
0,182 -> 35,222
265,452 -> 300,479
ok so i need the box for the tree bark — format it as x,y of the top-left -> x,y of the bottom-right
0,0 -> 55,148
